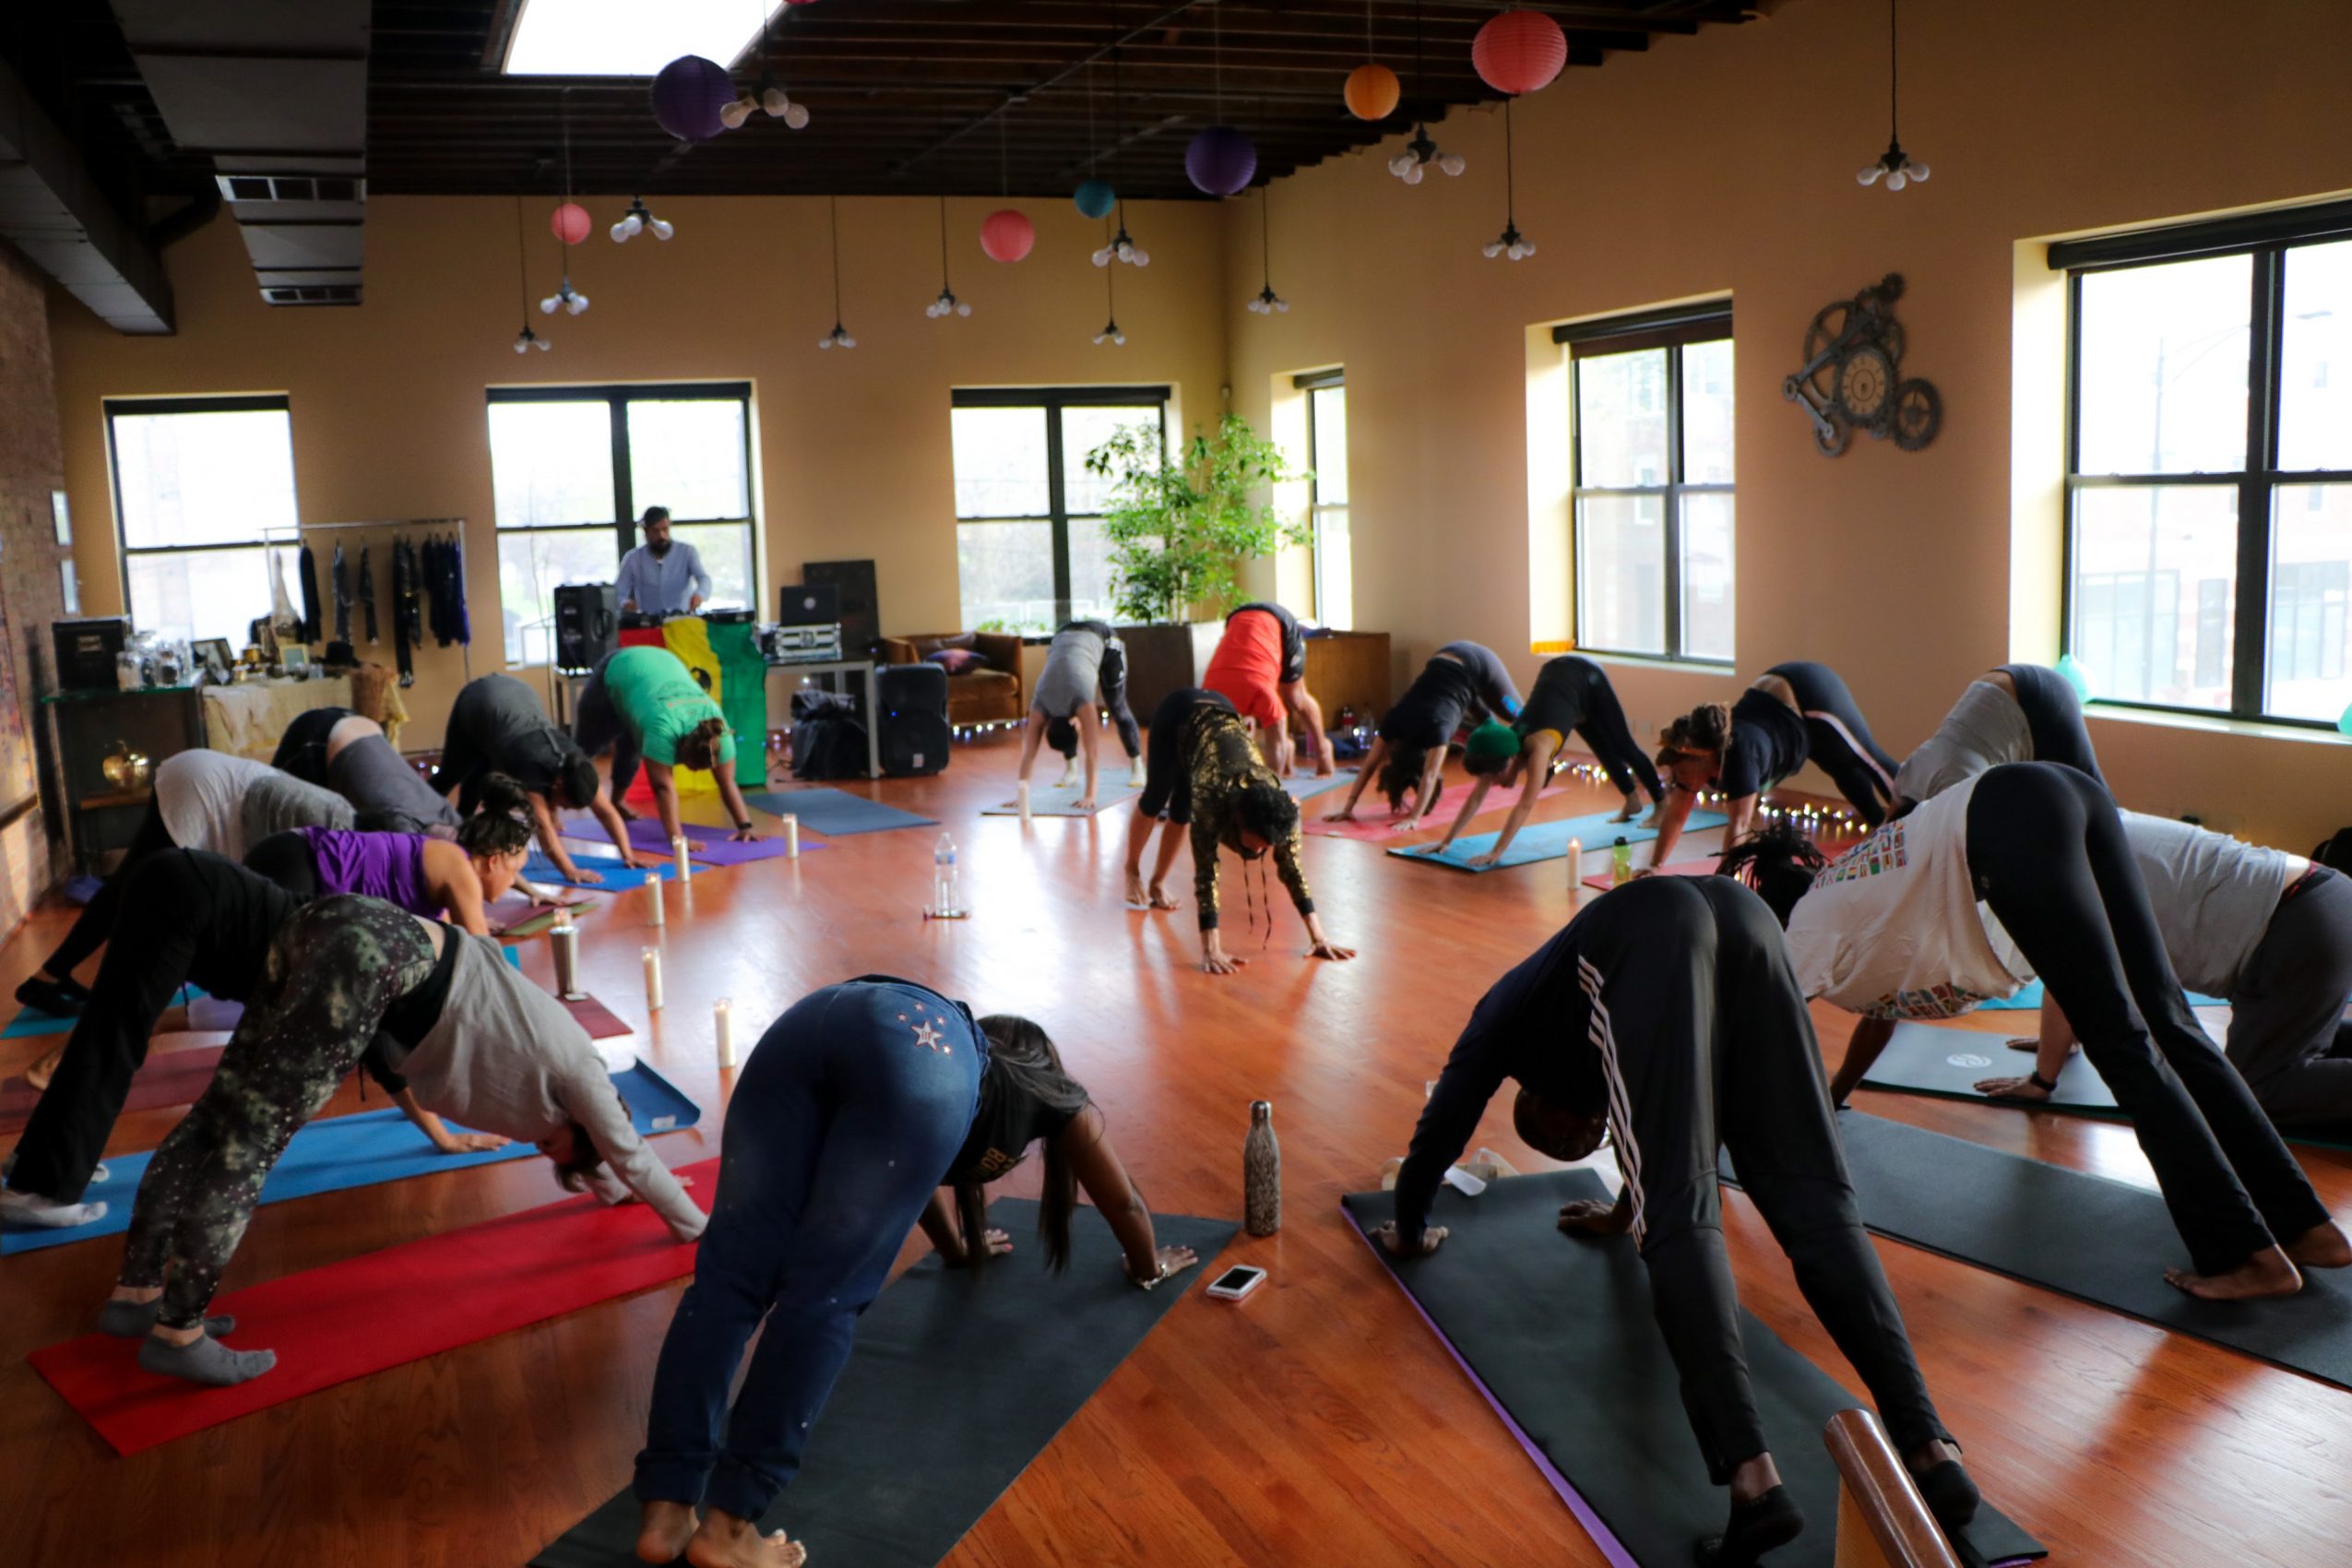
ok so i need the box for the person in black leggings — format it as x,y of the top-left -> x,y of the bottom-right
1738,763 -> 2348,1301
1324,641 -> 1523,829
1646,662 -> 1899,875
1439,656 -> 1665,863
1895,663 -> 2105,809
1376,876 -> 1982,1564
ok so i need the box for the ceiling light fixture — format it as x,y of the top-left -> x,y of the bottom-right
540,92 -> 589,315
926,196 -> 971,317
1185,4 -> 1256,196
817,195 -> 855,349
1858,0 -> 1929,191
512,196 -> 552,351
1092,53 -> 1150,267
1075,61 -> 1117,218
1388,1 -> 1464,184
980,108 -> 1035,262
1480,101 -> 1536,260
1093,221 -> 1125,346
1245,183 -> 1288,315
722,0 -> 812,129
612,195 -> 674,243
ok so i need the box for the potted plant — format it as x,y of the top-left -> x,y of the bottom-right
1084,412 -> 1308,713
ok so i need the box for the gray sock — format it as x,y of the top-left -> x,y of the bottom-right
100,1299 -> 235,1339
0,1190 -> 106,1229
137,1334 -> 276,1387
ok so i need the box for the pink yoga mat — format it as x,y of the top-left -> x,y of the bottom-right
1301,783 -> 1576,842
1581,856 -> 1721,891
0,1046 -> 227,1137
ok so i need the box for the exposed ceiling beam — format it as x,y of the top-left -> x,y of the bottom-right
0,47 -> 173,333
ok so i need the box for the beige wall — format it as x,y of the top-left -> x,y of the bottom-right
49,194 -> 1229,749
1223,0 -> 2352,850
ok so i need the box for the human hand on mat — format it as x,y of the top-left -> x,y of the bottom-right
1372,1221 -> 1445,1256
1306,938 -> 1357,963
946,1228 -> 1014,1266
1323,804 -> 1357,823
435,1131 -> 511,1155
1975,1074 -> 2051,1102
1467,849 -> 1503,869
1127,1243 -> 1200,1288
1557,1196 -> 1633,1238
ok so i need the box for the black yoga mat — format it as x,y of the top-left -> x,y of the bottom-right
530,1201 -> 1235,1568
1732,1112 -> 2352,1392
1856,1019 -> 2352,1153
1341,1174 -> 2043,1568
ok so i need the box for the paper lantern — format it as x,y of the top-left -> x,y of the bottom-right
1184,126 -> 1257,197
1074,179 -> 1118,220
2055,654 -> 2093,701
1472,10 -> 1568,95
980,208 -> 1035,263
1344,63 -> 1401,121
550,202 -> 591,245
651,54 -> 735,142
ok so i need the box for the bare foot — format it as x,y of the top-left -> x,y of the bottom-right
1146,883 -> 1179,911
2286,1219 -> 2352,1269
24,1046 -> 64,1090
2164,1244 -> 2303,1301
684,1510 -> 806,1568
615,802 -> 641,823
636,1500 -> 698,1564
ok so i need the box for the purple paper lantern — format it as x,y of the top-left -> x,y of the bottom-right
652,54 -> 735,142
1185,125 -> 1257,196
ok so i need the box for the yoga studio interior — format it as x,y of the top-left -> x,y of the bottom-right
4,2 -> 2351,1564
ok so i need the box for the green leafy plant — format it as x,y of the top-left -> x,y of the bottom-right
1085,413 -> 1309,624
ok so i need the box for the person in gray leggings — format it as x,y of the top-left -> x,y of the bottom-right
1895,663 -> 2106,810
1987,813 -> 2352,1134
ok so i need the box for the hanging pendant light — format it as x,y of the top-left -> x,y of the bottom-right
1480,101 -> 1536,260
1074,61 -> 1118,218
539,92 -> 588,315
1185,5 -> 1256,197
1245,184 -> 1289,315
1858,0 -> 1930,190
1345,0 -> 1401,121
1388,1 -> 1464,184
926,196 -> 971,317
611,195 -> 674,244
651,55 -> 733,142
1093,227 -> 1125,346
723,0 -> 812,131
817,196 -> 855,349
511,197 -> 552,351
1092,53 -> 1150,265
980,110 -> 1035,262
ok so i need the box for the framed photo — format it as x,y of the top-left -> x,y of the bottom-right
193,636 -> 234,683
282,645 -> 311,674
50,489 -> 70,546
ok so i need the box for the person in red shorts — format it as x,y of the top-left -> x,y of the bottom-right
1201,601 -> 1334,778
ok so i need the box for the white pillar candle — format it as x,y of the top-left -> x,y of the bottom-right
672,837 -> 693,883
715,997 -> 736,1069
552,903 -> 574,932
782,814 -> 800,860
1017,780 -> 1032,824
642,946 -> 664,1011
1566,837 -> 1583,891
646,877 -> 665,927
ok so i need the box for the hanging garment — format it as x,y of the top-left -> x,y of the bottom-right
331,543 -> 351,646
359,544 -> 378,644
392,538 -> 422,685
445,531 -> 470,647
269,547 -> 299,638
297,545 -> 322,645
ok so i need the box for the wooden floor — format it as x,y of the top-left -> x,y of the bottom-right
4,736 -> 2347,1568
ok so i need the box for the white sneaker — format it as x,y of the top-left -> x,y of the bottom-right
1128,761 -> 1147,788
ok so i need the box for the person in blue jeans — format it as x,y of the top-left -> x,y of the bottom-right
632,980 -> 1195,1568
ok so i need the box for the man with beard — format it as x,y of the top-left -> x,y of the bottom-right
615,506 -> 711,615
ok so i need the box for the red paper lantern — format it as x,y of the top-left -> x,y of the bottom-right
980,208 -> 1035,263
1472,9 -> 1568,95
1343,63 -> 1400,122
550,202 -> 592,245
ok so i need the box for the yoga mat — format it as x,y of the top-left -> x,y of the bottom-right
1340,1174 -> 2042,1568
1280,769 -> 1357,803
559,993 -> 634,1041
185,997 -> 244,1031
1853,1017 -> 2352,1152
559,815 -> 817,864
743,788 -> 938,837
5,984 -> 202,1040
1392,810 -> 1728,873
1303,782 -> 1579,842
1584,855 -> 1720,891
1732,1111 -> 2352,1392
1,1063 -> 700,1255
523,851 -> 678,891
63,873 -> 102,905
980,781 -> 1146,817
1972,978 -> 2226,1012
0,1046 -> 227,1137
30,1157 -> 718,1457
530,1200 -> 1237,1568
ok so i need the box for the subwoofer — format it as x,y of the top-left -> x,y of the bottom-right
553,582 -> 618,673
877,662 -> 950,777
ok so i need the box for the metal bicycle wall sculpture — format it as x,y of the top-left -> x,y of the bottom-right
1782,272 -> 1942,456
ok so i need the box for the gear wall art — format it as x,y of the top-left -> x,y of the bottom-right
1782,272 -> 1942,456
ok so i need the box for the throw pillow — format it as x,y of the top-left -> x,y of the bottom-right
926,648 -> 985,676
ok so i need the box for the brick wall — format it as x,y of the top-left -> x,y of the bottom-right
0,241 -> 74,931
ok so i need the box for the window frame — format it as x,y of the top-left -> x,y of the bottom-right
2057,207 -> 2352,727
104,393 -> 298,641
1555,306 -> 1736,665
1295,370 -> 1348,628
485,381 -> 757,639
949,385 -> 1170,629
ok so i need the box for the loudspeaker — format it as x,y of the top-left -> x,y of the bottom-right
803,559 -> 877,656
553,582 -> 618,672
51,617 -> 129,692
877,662 -> 950,777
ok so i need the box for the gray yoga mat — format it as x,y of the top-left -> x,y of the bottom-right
1728,1111 -> 2352,1391
530,1200 -> 1235,1567
1854,1018 -> 2352,1153
1341,1172 -> 2043,1568
743,788 -> 939,836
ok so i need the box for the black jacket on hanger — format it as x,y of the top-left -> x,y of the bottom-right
331,542 -> 351,645
297,544 -> 322,644
359,544 -> 378,643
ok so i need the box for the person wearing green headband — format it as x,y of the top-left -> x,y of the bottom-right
1437,656 -> 1664,868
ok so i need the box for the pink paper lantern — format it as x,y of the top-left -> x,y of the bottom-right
980,208 -> 1035,263
1472,9 -> 1568,95
550,202 -> 592,245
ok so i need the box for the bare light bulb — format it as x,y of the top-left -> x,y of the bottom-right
1858,164 -> 1883,185
1905,160 -> 1930,182
719,97 -> 753,130
612,214 -> 642,243
783,101 -> 811,130
817,335 -> 833,350
566,291 -> 589,315
1402,162 -> 1424,186
1092,247 -> 1112,267
649,217 -> 673,240
1387,152 -> 1414,176
1884,170 -> 1907,191
1438,153 -> 1466,177
540,294 -> 559,314
956,301 -> 971,316
762,86 -> 790,116
1130,248 -> 1149,267
1482,240 -> 1503,258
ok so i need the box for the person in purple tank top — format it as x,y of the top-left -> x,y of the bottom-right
244,775 -> 536,936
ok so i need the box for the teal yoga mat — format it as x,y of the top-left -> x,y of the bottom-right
0,1063 -> 701,1255
6,985 -> 203,1040
1281,769 -> 1357,802
1975,977 -> 2226,1012
1391,810 -> 1728,873
744,788 -> 938,836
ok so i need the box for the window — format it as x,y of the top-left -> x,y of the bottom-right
105,396 -> 299,647
487,383 -> 755,663
1556,305 -> 1735,663
2057,204 -> 2352,724
950,386 -> 1169,635
1298,374 -> 1352,629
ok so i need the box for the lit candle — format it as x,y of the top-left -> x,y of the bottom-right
552,903 -> 573,932
646,877 -> 665,927
1565,837 -> 1583,890
1017,780 -> 1032,824
782,814 -> 800,860
715,997 -> 736,1068
642,946 -> 664,1010
672,837 -> 692,883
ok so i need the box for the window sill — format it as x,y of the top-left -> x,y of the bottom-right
1540,647 -> 1739,679
2084,704 -> 2348,746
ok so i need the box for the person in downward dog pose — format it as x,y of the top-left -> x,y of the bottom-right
1377,875 -> 1985,1565
1016,619 -> 1146,810
243,773 -> 539,936
1437,655 -> 1665,863
1324,641 -> 1523,832
272,707 -> 460,836
431,671 -> 642,883
1894,662 -> 2106,810
1200,600 -> 1335,778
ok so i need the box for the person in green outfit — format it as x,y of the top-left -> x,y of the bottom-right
573,646 -> 762,849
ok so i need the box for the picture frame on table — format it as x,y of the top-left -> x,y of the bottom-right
193,637 -> 234,684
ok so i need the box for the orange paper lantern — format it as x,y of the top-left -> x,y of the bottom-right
1472,9 -> 1568,95
1343,62 -> 1400,121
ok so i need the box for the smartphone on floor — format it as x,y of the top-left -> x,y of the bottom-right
1206,1264 -> 1267,1301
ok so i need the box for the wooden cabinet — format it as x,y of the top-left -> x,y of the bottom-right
1299,632 -> 1392,733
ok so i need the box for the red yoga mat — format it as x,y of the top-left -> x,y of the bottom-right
558,993 -> 632,1040
1581,855 -> 1721,892
30,1157 -> 715,1457
0,1046 -> 227,1138
1301,783 -> 1579,843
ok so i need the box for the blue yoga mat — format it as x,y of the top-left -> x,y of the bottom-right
6,986 -> 203,1040
522,851 -> 678,891
745,789 -> 939,836
1975,977 -> 2225,1012
1391,810 -> 1728,873
1,1063 -> 700,1255
1281,770 -> 1359,803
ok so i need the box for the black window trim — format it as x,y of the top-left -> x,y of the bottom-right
950,384 -> 1171,627
103,393 -> 298,629
2060,216 -> 2350,729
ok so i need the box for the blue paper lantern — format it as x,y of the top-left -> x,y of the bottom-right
1074,179 -> 1118,220
2337,702 -> 2352,738
2054,653 -> 2092,701
1184,126 -> 1257,197
652,54 -> 735,142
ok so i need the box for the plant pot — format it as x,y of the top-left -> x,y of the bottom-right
1116,622 -> 1217,719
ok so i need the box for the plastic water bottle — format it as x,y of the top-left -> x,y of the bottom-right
932,831 -> 961,918
1612,836 -> 1633,885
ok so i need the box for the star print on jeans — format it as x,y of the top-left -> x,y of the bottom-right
912,1018 -> 945,1052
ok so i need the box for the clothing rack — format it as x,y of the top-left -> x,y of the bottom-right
258,519 -> 475,683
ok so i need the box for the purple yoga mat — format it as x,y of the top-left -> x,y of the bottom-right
560,816 -> 815,865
